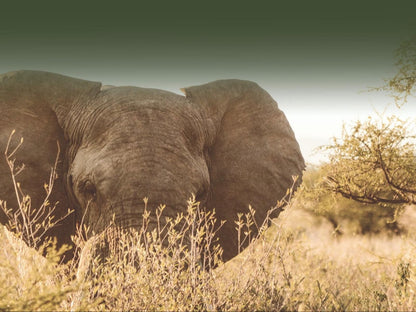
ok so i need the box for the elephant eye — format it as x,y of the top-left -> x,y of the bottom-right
79,180 -> 97,201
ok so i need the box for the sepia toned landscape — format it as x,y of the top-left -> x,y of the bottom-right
1,1 -> 416,311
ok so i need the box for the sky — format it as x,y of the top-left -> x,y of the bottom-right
1,1 -> 415,164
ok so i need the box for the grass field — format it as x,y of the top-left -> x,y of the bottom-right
1,189 -> 416,311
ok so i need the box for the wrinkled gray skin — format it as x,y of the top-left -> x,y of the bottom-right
0,70 -> 305,261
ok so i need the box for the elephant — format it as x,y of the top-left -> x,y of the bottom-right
0,70 -> 305,262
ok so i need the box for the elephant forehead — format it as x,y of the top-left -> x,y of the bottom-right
94,86 -> 189,114
80,118 -> 205,170
84,101 -> 205,151
88,89 -> 196,129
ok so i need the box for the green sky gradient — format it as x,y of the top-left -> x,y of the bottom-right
1,1 -> 414,87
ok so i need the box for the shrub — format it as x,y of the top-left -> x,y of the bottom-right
296,165 -> 404,235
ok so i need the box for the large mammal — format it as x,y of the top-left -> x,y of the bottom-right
0,70 -> 304,261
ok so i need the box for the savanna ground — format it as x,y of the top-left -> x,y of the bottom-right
2,166 -> 416,312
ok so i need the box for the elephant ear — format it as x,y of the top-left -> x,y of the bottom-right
0,70 -> 101,248
183,80 -> 305,260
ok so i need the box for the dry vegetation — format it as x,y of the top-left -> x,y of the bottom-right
3,36 -> 416,311
2,171 -> 416,311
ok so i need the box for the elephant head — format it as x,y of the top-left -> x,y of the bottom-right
0,70 -> 304,261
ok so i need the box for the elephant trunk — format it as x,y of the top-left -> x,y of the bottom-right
78,203 -> 181,268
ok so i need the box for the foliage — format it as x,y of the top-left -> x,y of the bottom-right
323,115 -> 416,206
70,182 -> 298,311
0,228 -> 99,311
0,131 -> 98,311
3,156 -> 416,311
4,199 -> 416,311
377,35 -> 416,106
296,165 -> 403,235
73,197 -> 226,311
314,36 -> 416,233
1,130 -> 72,249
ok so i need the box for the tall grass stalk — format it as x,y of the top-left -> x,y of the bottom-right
2,135 -> 416,310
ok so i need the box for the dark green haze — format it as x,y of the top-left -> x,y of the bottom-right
1,0 -> 415,162
1,1 -> 414,85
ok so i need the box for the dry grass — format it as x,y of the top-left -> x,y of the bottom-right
2,195 -> 416,311
2,134 -> 416,311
